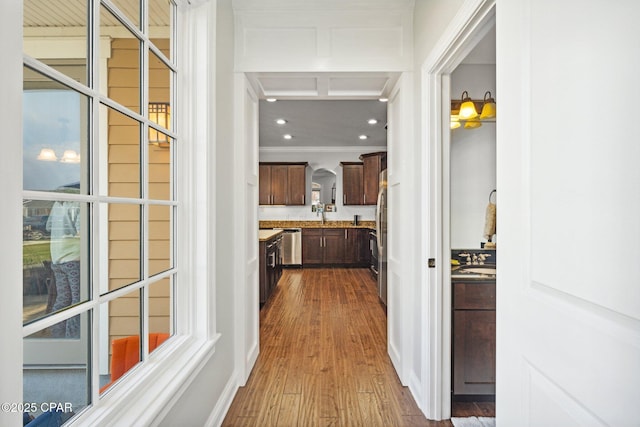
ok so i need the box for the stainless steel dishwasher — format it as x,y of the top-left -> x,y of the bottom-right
281,228 -> 302,266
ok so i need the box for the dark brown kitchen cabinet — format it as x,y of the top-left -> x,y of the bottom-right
302,228 -> 365,266
452,280 -> 496,397
259,162 -> 308,205
287,164 -> 307,206
341,162 -> 363,205
343,229 -> 359,264
360,151 -> 387,206
301,229 -> 323,264
357,228 -> 371,265
259,234 -> 283,305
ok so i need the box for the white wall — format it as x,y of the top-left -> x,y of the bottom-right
258,148 -> 379,221
0,1 -> 25,425
450,64 -> 496,248
158,1 -> 238,425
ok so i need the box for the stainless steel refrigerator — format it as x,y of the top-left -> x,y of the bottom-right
376,169 -> 388,306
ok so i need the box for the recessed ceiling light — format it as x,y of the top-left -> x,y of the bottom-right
283,134 -> 292,140
266,98 -> 277,102
359,135 -> 368,140
378,98 -> 388,102
276,118 -> 287,125
367,119 -> 378,125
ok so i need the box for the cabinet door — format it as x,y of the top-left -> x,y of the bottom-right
287,164 -> 306,206
362,155 -> 380,206
259,164 -> 272,205
259,241 -> 268,304
323,229 -> 345,264
302,229 -> 323,265
453,310 -> 496,395
358,229 -> 371,264
343,228 -> 358,264
342,164 -> 363,205
270,165 -> 288,205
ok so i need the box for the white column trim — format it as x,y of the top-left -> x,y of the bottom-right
418,0 -> 495,420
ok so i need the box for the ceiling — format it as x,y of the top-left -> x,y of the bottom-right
256,27 -> 494,149
259,99 -> 387,148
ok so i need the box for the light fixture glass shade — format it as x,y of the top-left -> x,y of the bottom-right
480,91 -> 496,119
37,148 -> 58,161
60,149 -> 81,163
464,118 -> 482,129
458,91 -> 478,120
450,121 -> 461,130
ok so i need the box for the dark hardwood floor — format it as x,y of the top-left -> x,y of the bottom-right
222,268 -> 493,426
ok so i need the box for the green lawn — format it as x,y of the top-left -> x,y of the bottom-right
23,242 -> 51,267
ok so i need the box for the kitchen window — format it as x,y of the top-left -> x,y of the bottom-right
22,0 -> 179,423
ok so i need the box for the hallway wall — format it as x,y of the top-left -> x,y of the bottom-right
158,0 -> 238,425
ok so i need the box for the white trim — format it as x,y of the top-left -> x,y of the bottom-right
69,336 -> 219,426
419,0 -> 495,420
0,0 -> 24,424
203,370 -> 241,427
259,145 -> 386,154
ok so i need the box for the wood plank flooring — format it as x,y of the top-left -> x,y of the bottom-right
222,268 -> 486,426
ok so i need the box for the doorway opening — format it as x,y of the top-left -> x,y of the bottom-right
419,0 -> 496,420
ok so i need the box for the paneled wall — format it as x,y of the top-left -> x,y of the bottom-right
233,0 -> 414,72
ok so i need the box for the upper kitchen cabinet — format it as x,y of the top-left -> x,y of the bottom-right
341,152 -> 387,206
259,162 -> 308,206
360,152 -> 387,206
340,162 -> 363,205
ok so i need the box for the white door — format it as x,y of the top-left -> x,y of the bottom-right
234,74 -> 260,384
497,1 -> 640,424
386,73 -> 416,388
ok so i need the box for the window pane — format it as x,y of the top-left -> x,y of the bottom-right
149,277 -> 173,354
100,6 -> 140,113
23,200 -> 90,328
149,49 -> 171,133
100,289 -> 141,394
103,203 -> 141,294
149,0 -> 174,61
23,313 -> 90,423
23,0 -> 88,85
148,133 -> 172,200
111,0 -> 140,29
149,205 -> 172,276
102,103 -> 141,198
23,68 -> 89,194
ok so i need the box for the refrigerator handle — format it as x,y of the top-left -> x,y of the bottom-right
376,188 -> 383,257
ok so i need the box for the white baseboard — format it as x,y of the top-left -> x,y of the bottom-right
204,370 -> 241,427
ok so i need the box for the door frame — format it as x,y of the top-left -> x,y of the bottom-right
419,0 -> 495,419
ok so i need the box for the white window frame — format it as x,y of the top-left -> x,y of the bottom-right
16,1 -> 220,425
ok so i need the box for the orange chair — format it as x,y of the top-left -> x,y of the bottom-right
100,333 -> 170,393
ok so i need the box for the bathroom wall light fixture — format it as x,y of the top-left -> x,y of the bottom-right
450,91 -> 496,130
480,91 -> 496,119
458,91 -> 478,120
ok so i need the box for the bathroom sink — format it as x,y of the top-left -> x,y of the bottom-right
459,267 -> 496,275
452,264 -> 496,276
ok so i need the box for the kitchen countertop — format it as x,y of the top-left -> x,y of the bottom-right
259,220 -> 375,229
259,229 -> 283,242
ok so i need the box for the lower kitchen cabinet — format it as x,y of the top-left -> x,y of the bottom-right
302,228 -> 369,266
259,234 -> 283,305
452,280 -> 496,397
